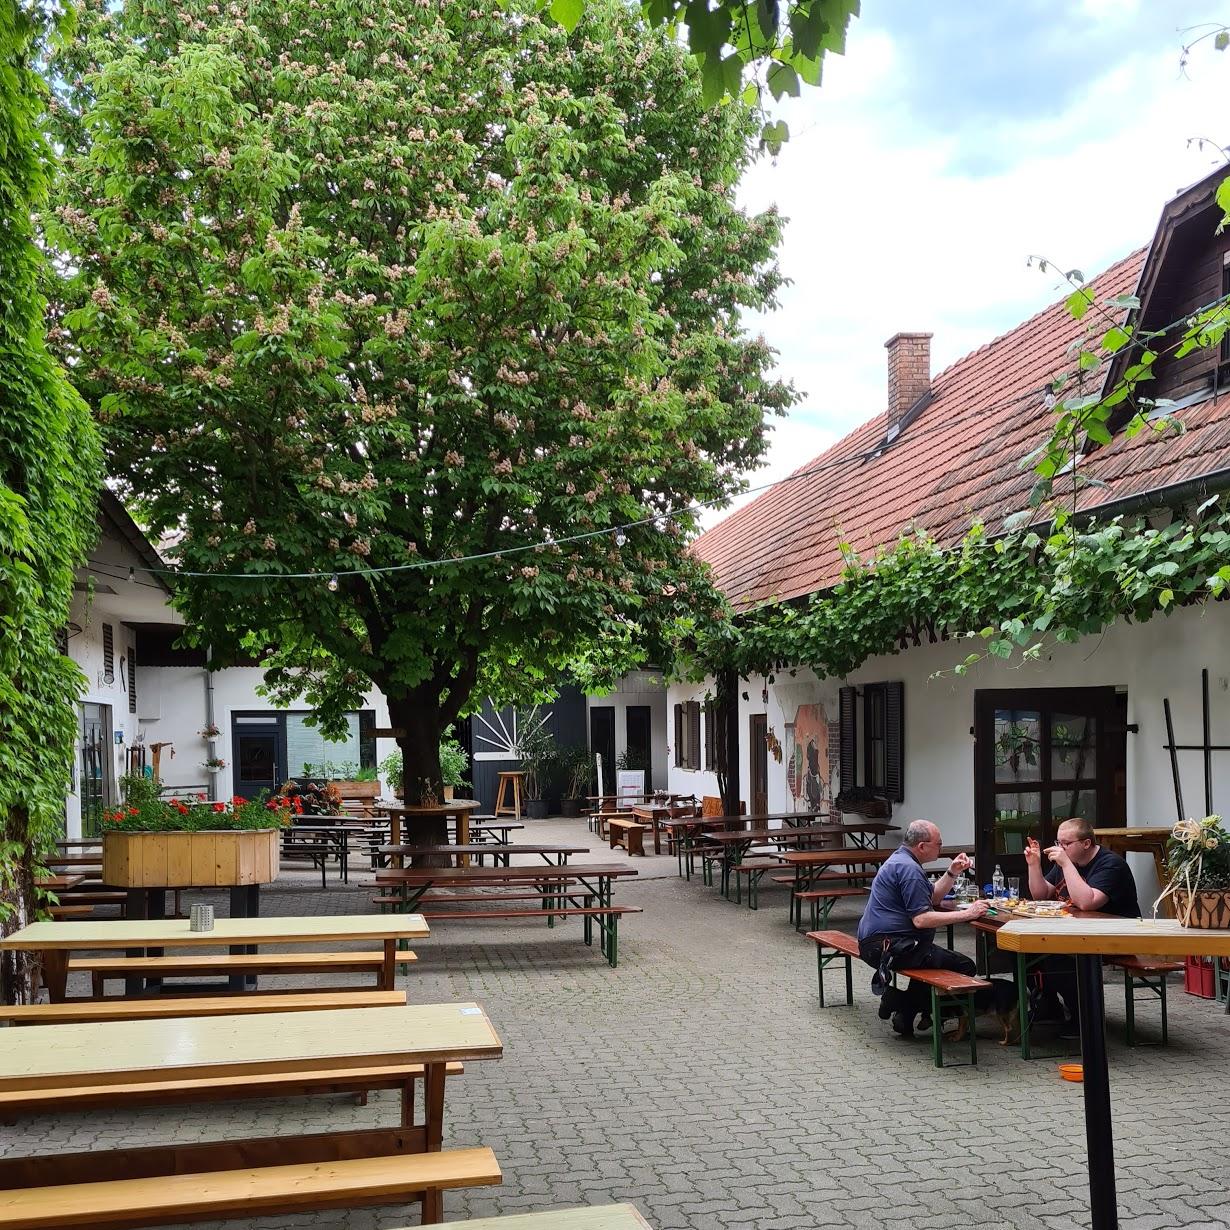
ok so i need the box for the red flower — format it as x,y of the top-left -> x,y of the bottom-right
128,807 -> 139,816
232,796 -> 247,806
197,793 -> 207,802
212,802 -> 225,813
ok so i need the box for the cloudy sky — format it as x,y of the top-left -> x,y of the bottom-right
710,0 -> 1230,525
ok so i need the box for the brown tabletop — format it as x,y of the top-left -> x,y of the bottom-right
373,800 -> 484,863
35,874 -> 86,891
379,843 -> 589,867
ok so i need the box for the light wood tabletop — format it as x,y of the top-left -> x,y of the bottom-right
0,913 -> 429,951
997,915 -> 1230,957
429,1205 -> 654,1229
0,1002 -> 502,1091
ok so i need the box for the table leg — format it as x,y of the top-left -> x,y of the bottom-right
457,811 -> 470,868
1076,953 -> 1118,1230
421,1060 -> 446,1223
382,938 -> 397,990
229,884 -> 260,991
41,949 -> 68,1002
123,888 -> 165,997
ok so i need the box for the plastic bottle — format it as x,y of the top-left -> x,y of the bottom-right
993,864 -> 1006,899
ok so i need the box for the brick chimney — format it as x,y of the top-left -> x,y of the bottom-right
884,332 -> 932,435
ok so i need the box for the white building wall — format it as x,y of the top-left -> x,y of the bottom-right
585,671 -> 669,792
664,679 -> 721,801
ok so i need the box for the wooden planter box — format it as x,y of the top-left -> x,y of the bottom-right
103,829 -> 280,888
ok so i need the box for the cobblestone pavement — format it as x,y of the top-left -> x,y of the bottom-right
7,818 -> 1230,1229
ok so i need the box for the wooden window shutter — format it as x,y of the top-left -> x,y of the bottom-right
102,623 -> 114,680
128,644 -> 138,714
839,685 -> 858,793
704,702 -> 716,770
687,701 -> 701,770
884,681 -> 904,802
674,704 -> 683,768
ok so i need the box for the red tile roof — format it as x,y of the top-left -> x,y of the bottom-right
693,248 -> 1230,612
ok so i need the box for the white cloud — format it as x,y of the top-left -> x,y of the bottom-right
710,14 -> 1229,534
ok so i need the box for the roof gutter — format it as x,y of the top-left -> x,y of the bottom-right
1069,466 -> 1230,524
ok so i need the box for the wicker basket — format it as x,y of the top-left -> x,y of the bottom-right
1172,888 -> 1230,929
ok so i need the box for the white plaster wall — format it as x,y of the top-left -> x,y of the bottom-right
664,679 -> 721,800
586,671 -> 669,791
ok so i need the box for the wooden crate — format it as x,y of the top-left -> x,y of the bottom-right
102,829 -> 280,888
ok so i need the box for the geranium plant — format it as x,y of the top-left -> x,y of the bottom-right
198,723 -> 221,739
102,780 -> 297,833
203,756 -> 226,770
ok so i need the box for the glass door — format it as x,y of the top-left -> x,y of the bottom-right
232,717 -> 285,799
974,688 -> 1126,885
79,703 -> 114,837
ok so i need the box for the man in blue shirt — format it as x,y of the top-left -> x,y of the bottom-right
857,819 -> 989,1037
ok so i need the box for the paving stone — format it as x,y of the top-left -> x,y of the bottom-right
5,817 -> 1229,1228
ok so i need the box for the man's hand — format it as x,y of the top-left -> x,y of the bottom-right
965,899 -> 990,919
1023,837 -> 1042,867
949,852 -> 971,876
1046,842 -> 1072,870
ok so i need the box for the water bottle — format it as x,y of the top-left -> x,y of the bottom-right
993,864 -> 1006,899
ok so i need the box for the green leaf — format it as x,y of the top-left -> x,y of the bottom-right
1101,325 -> 1130,352
1066,288 -> 1092,320
1159,588 -> 1174,608
766,60 -> 800,100
549,0 -> 584,31
1216,30 -> 1229,50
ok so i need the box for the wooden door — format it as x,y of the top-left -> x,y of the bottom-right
973,688 -> 1126,888
625,705 -> 652,784
589,706 -> 615,796
749,713 -> 768,816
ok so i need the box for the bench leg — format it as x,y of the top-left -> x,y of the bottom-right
606,913 -> 619,968
1124,970 -> 1136,1047
1160,974 -> 1170,1046
931,987 -> 944,1068
846,953 -> 854,1005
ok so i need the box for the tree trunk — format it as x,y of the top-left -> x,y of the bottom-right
0,807 -> 37,1005
715,668 -> 741,818
386,696 -> 446,848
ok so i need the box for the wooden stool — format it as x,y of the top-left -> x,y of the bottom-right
494,771 -> 525,820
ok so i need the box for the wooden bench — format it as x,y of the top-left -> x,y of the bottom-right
0,1060 -> 463,1118
895,966 -> 992,1068
0,1135 -> 499,1228
1107,955 -> 1184,1046
421,906 -> 642,967
731,858 -> 791,908
608,816 -> 648,857
805,930 -> 862,1008
430,1205 -> 653,1229
56,891 -> 126,913
47,905 -> 93,920
794,885 -> 871,931
70,950 -> 400,997
0,988 -> 407,1026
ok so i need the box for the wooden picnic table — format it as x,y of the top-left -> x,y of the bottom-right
778,848 -> 892,925
0,913 -> 429,1002
1094,826 -> 1173,912
702,825 -> 842,899
0,1001 -> 502,1224
380,843 -> 590,868
34,873 -> 86,892
998,917 -> 1230,1230
374,800 -> 484,865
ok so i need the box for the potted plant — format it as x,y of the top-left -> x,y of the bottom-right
102,774 -> 296,888
557,744 -> 592,817
202,755 -> 226,774
1159,815 -> 1230,927
518,725 -> 558,819
378,739 -> 470,801
199,723 -> 221,741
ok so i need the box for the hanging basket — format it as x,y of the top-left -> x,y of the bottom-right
1171,888 -> 1230,929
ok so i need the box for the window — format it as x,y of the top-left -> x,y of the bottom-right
839,682 -> 904,802
285,710 -> 376,776
673,700 -> 702,770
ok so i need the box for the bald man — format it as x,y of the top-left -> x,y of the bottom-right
857,819 -> 988,1038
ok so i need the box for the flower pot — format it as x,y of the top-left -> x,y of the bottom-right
103,829 -> 280,888
559,798 -> 581,818
1172,889 -> 1230,929
443,785 -> 455,802
525,799 -> 550,820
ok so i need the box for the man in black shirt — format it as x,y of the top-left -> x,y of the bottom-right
1024,817 -> 1141,1034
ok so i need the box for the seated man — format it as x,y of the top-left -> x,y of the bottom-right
1025,817 -> 1141,1035
857,819 -> 989,1038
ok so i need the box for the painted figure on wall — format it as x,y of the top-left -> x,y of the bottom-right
784,702 -> 831,814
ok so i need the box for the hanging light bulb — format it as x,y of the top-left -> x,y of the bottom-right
327,573 -> 339,592
127,566 -> 136,583
614,529 -> 627,547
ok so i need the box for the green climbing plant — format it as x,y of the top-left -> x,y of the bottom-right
0,1 -> 103,1002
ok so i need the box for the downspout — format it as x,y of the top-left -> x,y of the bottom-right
204,645 -> 216,803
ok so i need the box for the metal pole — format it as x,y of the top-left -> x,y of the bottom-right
1202,669 -> 1213,818
1076,953 -> 1118,1230
1163,698 -> 1185,822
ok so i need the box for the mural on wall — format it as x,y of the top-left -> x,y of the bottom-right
784,701 -> 833,815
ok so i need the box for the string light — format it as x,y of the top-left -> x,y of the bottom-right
327,574 -> 339,592
614,529 -> 627,547
127,566 -> 135,582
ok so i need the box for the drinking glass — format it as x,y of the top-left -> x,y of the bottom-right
1007,876 -> 1020,901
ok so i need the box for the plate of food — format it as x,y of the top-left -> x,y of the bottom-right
993,899 -> 1070,919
